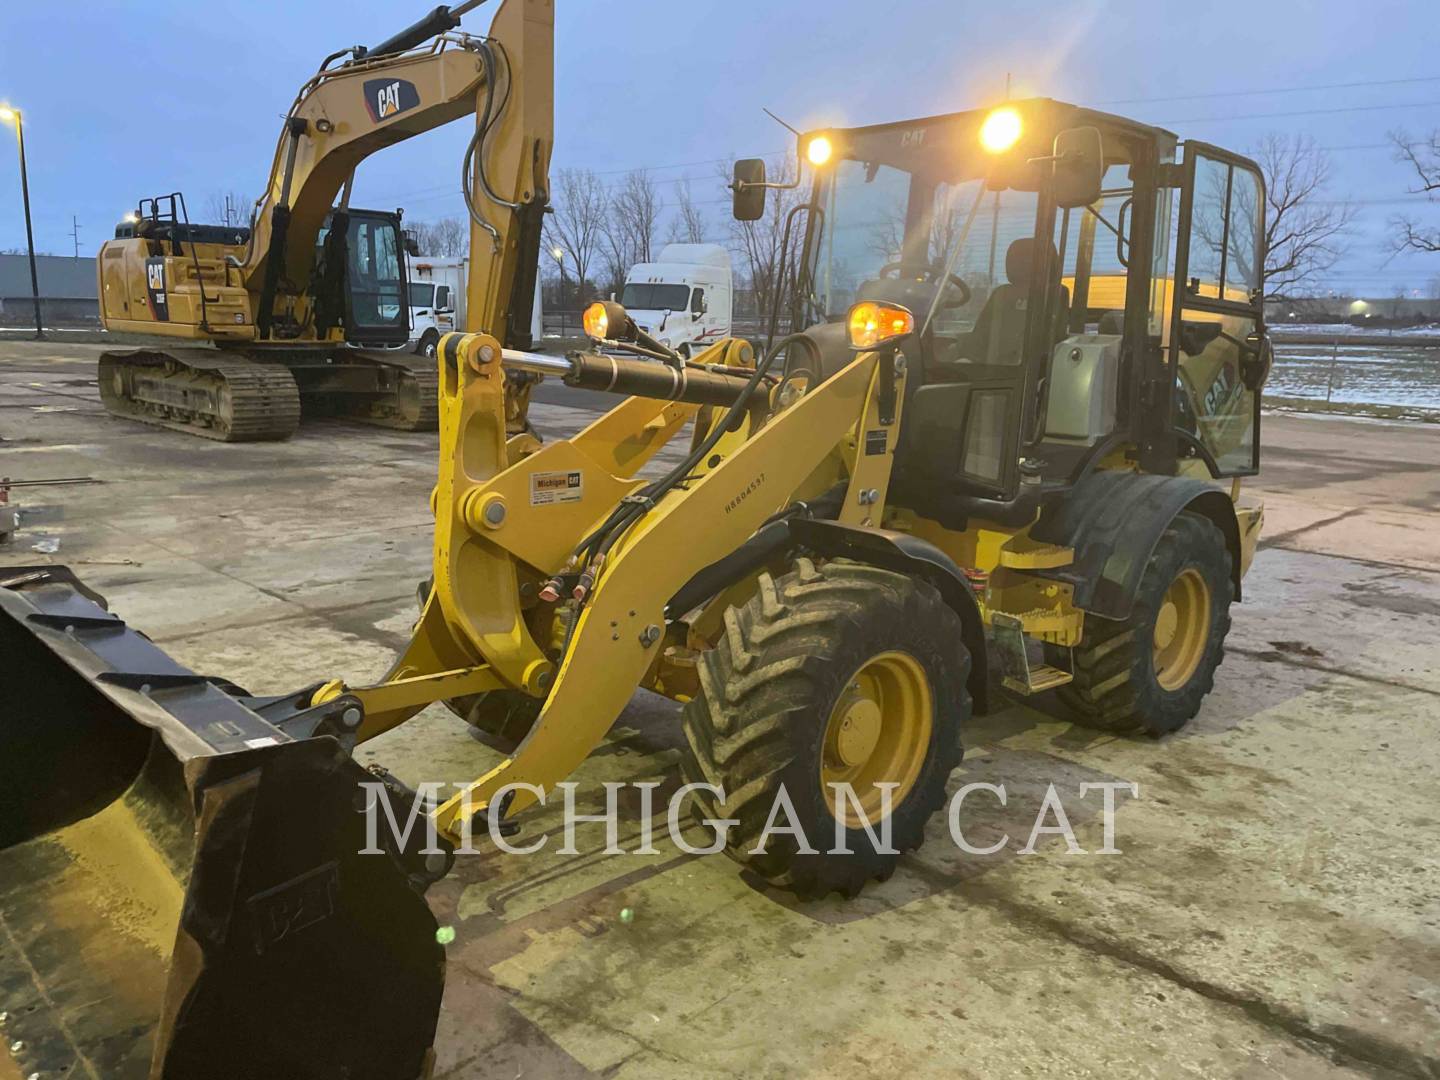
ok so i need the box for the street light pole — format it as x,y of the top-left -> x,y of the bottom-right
0,107 -> 44,341
551,246 -> 567,337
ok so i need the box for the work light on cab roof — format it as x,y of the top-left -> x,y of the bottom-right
979,106 -> 1023,153
805,134 -> 834,166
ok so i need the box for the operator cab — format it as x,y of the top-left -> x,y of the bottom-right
739,99 -> 1269,523
312,208 -> 412,347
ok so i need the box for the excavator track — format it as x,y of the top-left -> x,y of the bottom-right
98,349 -> 301,442
283,350 -> 439,432
340,352 -> 439,432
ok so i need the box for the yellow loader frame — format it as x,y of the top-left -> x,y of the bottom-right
317,330 -> 905,839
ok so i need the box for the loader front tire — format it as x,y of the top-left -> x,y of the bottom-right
1050,511 -> 1233,736
680,558 -> 969,899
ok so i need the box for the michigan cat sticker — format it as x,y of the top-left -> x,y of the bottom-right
363,78 -> 420,122
530,470 -> 583,506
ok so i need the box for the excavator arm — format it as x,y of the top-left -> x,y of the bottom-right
243,0 -> 552,345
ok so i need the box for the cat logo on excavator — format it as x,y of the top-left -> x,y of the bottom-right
363,77 -> 420,122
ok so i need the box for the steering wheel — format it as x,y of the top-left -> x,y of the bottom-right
878,262 -> 971,307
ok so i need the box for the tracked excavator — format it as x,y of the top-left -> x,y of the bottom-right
94,0 -> 548,441
1,8 -> 1273,1076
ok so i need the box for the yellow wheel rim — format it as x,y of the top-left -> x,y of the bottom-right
820,650 -> 932,828
1152,568 -> 1211,691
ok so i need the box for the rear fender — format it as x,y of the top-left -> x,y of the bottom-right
1030,472 -> 1242,620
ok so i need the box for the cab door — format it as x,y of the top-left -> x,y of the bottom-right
1167,143 -> 1266,476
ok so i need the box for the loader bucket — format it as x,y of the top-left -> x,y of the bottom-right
0,568 -> 446,1080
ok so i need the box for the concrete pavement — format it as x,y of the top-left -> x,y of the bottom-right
1,339 -> 1437,1079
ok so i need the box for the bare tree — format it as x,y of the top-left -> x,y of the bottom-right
1388,129 -> 1440,255
1249,134 -> 1355,300
407,217 -> 466,257
601,169 -> 662,293
667,179 -> 707,244
203,190 -> 253,228
543,167 -> 608,299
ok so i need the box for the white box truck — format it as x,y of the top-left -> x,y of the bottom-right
406,254 -> 541,355
620,243 -> 731,358
407,256 -> 465,357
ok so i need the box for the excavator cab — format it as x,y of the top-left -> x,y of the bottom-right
312,208 -> 412,347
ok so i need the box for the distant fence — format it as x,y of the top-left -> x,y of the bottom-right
0,296 -> 100,326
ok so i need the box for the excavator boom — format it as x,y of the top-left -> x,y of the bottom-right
94,0 -> 552,440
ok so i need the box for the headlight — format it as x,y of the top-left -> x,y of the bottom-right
979,106 -> 1023,154
847,301 -> 914,350
583,300 -> 632,341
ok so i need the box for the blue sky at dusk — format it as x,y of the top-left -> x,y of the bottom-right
1,0 -> 1436,295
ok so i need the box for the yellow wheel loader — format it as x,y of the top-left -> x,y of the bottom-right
94,0 -> 550,440
1,14 -> 1272,1077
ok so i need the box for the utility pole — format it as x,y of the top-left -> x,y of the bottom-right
70,215 -> 82,259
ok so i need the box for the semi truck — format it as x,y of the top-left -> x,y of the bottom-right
619,243 -> 731,357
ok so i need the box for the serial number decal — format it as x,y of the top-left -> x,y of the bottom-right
725,472 -> 766,514
530,469 -> 583,506
864,429 -> 888,456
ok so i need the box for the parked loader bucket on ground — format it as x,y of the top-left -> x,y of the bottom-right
0,567 -> 447,1080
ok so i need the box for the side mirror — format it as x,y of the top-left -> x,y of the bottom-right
732,159 -> 767,221
1178,319 -> 1223,357
1050,126 -> 1104,210
1241,330 -> 1273,391
402,232 -> 421,257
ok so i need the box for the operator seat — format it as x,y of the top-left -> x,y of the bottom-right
950,237 -> 1069,367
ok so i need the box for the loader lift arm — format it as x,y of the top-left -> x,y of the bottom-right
313,326 -> 920,842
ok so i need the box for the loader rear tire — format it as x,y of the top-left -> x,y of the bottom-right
680,558 -> 969,899
1049,511 -> 1233,736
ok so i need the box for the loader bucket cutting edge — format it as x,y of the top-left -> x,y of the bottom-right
0,568 -> 445,1080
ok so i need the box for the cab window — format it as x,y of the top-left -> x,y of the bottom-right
1170,147 -> 1265,476
1053,163 -> 1133,334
